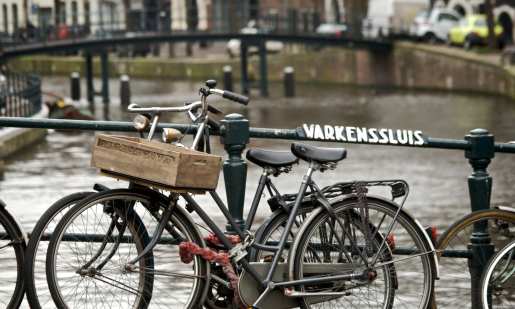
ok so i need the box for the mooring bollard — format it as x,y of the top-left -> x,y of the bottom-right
70,72 -> 81,102
284,66 -> 295,97
120,75 -> 131,107
223,65 -> 233,92
465,128 -> 495,309
221,113 -> 249,233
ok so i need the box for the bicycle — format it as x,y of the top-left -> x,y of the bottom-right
434,206 -> 515,308
25,91 -> 303,309
0,199 -> 27,308
44,80 -> 437,308
481,238 -> 515,308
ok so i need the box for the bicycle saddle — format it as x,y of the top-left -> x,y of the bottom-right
246,148 -> 298,168
291,143 -> 346,163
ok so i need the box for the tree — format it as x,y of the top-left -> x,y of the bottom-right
332,0 -> 341,24
344,0 -> 369,37
484,0 -> 497,49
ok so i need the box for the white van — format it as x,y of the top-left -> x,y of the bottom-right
410,8 -> 461,42
365,0 -> 430,38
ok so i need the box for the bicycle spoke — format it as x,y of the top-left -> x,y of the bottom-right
94,272 -> 142,296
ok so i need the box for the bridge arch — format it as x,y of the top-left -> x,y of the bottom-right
447,0 -> 473,16
495,6 -> 515,44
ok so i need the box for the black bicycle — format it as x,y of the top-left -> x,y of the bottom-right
481,239 -> 515,308
0,199 -> 27,308
43,81 -> 437,308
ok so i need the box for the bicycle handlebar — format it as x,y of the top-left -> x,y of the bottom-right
126,87 -> 249,115
209,89 -> 250,105
127,101 -> 202,113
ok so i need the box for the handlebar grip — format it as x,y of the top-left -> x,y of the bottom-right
222,90 -> 250,105
93,183 -> 110,192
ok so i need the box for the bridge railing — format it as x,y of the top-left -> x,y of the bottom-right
0,9 -> 399,49
0,72 -> 42,118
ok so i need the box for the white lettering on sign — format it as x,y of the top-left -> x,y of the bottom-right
302,124 -> 426,146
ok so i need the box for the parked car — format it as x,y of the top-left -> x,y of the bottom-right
448,15 -> 504,49
226,22 -> 284,58
410,8 -> 461,43
315,23 -> 348,38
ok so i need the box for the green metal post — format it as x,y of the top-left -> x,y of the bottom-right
258,39 -> 269,97
100,51 -> 110,120
465,128 -> 495,309
85,52 -> 94,114
220,113 -> 249,232
240,40 -> 249,95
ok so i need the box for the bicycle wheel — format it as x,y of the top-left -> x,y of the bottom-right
25,191 -> 94,309
481,240 -> 515,309
436,209 -> 515,308
46,191 -> 154,308
46,189 -> 208,308
0,201 -> 26,308
291,197 -> 436,309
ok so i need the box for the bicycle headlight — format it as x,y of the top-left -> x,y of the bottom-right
162,128 -> 184,143
133,114 -> 150,132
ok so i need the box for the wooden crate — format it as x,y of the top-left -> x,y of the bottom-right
91,134 -> 222,191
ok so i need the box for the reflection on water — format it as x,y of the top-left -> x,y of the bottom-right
2,77 -> 515,308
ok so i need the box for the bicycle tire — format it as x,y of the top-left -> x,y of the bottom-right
0,201 -> 27,309
481,240 -> 515,309
46,189 -> 209,308
24,191 -> 94,309
290,197 -> 436,309
46,191 -> 154,308
435,208 -> 515,308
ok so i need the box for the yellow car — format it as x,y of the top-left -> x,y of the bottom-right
448,15 -> 504,49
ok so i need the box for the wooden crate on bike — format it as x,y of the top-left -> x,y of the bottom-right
91,134 -> 222,191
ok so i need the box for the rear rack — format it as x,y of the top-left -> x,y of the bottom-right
269,180 -> 410,212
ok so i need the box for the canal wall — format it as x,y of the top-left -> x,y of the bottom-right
0,127 -> 47,159
9,42 -> 515,99
0,108 -> 48,159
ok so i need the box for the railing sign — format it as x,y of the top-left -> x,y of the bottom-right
302,124 -> 425,146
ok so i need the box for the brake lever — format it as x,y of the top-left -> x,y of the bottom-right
188,102 -> 223,116
188,109 -> 200,122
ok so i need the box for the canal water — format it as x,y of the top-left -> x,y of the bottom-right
4,77 -> 515,308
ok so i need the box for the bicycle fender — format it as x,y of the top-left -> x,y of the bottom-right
495,205 -> 515,213
0,200 -> 28,245
287,195 -> 440,281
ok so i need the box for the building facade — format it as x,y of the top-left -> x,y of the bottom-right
0,0 -> 25,35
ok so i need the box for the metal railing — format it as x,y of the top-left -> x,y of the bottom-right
0,115 -> 513,309
0,72 -> 42,118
